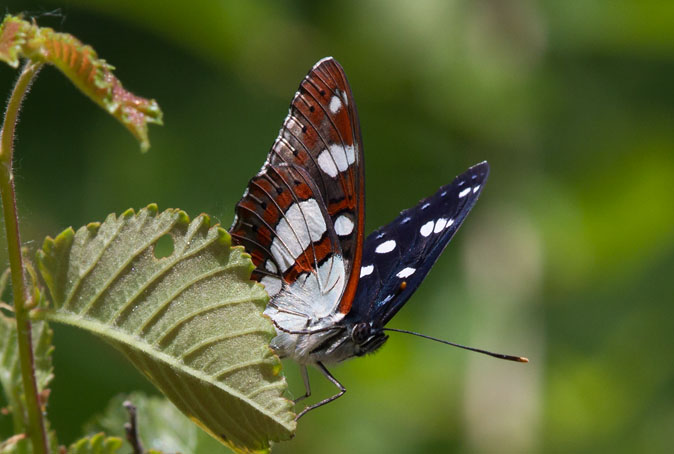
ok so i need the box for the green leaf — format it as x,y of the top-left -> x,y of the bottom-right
0,312 -> 24,424
88,392 -> 236,453
0,286 -> 54,447
0,14 -> 162,151
24,264 -> 55,396
66,433 -> 122,454
35,205 -> 296,453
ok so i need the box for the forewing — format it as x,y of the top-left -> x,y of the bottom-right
231,57 -> 365,314
346,162 -> 489,327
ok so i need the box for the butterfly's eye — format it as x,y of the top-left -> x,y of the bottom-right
351,322 -> 370,345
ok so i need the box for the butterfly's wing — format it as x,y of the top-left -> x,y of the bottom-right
346,162 -> 489,327
230,57 -> 365,324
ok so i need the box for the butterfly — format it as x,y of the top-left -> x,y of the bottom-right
230,57 -> 526,420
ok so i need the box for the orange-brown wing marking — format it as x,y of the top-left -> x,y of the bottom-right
231,57 -> 365,315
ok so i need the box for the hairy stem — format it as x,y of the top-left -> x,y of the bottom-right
0,61 -> 49,454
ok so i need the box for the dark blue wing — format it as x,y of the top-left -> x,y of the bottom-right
346,161 -> 489,328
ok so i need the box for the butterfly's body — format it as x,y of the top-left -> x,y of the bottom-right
230,57 -> 501,419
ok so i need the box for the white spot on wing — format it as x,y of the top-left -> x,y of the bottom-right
459,187 -> 471,198
329,95 -> 342,113
317,144 -> 356,178
342,90 -> 349,106
360,264 -> 374,277
421,202 -> 431,210
265,260 -> 277,273
345,144 -> 356,165
261,276 -> 282,296
289,256 -> 345,318
317,150 -> 338,177
396,267 -> 416,278
445,218 -> 455,230
473,185 -> 481,193
375,240 -> 396,254
334,214 -> 354,236
270,199 -> 326,272
420,220 -> 434,237
434,218 -> 448,233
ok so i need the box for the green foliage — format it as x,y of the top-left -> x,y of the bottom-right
35,205 -> 295,453
0,272 -> 54,453
66,433 -> 122,454
88,393 -> 234,454
0,14 -> 162,151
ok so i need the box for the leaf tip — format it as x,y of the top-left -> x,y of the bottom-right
198,213 -> 212,229
176,209 -> 190,226
145,203 -> 159,216
215,226 -> 232,248
86,222 -> 101,234
121,207 -> 136,219
39,227 -> 74,256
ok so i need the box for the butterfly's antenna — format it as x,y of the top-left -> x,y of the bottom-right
382,328 -> 529,363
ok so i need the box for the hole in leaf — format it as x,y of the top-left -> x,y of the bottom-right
154,234 -> 174,259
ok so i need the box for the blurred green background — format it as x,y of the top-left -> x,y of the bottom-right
1,1 -> 673,453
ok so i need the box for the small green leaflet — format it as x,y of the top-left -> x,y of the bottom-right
0,14 -> 162,151
66,434 -> 123,454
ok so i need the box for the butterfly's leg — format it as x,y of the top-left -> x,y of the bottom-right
295,361 -> 345,421
293,364 -> 312,403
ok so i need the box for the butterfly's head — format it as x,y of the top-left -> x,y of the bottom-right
307,322 -> 388,364
349,322 -> 388,357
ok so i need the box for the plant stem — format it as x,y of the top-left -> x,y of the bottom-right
0,61 -> 49,454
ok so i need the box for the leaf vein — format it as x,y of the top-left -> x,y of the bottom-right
78,216 -> 176,315
179,327 -> 271,362
152,290 -> 257,347
64,216 -> 127,310
246,381 -> 288,401
214,357 -> 274,381
109,229 -> 223,325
